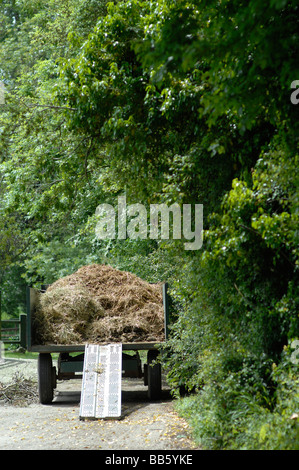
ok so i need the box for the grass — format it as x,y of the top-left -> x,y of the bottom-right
4,351 -> 39,360
3,350 -> 61,361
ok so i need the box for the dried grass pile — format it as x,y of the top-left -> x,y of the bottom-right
33,264 -> 165,345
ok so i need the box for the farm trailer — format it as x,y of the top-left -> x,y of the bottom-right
26,283 -> 170,405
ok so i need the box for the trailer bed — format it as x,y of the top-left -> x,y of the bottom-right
26,285 -> 169,405
27,342 -> 162,353
26,286 -> 169,353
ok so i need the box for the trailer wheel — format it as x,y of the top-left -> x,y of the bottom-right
38,353 -> 56,404
147,350 -> 161,400
144,364 -> 148,385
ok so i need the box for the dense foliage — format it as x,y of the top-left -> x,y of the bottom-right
0,0 -> 298,449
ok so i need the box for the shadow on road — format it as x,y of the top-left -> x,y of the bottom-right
0,358 -> 34,369
50,378 -> 172,418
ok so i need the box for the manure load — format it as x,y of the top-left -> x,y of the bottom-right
33,264 -> 165,345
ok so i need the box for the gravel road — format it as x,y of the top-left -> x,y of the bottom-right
0,357 -> 199,451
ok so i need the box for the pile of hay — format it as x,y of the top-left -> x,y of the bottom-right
33,264 -> 165,345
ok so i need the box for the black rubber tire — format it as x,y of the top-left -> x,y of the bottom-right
38,353 -> 55,404
147,350 -> 161,400
144,364 -> 148,385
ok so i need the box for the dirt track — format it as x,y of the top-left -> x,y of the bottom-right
0,358 -> 199,451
